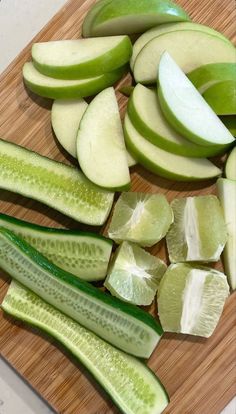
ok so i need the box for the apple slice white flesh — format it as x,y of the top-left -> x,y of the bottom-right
32,36 -> 132,79
51,98 -> 135,166
128,84 -> 228,157
158,52 -> 235,147
85,0 -> 189,36
51,99 -> 88,157
225,147 -> 236,180
130,22 -> 231,71
124,114 -> 221,182
77,88 -> 130,190
23,62 -> 126,100
217,178 -> 236,290
134,30 -> 236,84
188,63 -> 236,94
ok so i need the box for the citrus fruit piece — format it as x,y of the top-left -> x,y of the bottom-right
108,192 -> 173,247
105,241 -> 167,306
158,263 -> 229,337
166,195 -> 227,263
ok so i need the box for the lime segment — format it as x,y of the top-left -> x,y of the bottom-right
108,192 -> 173,247
105,241 -> 167,306
166,195 -> 227,262
158,263 -> 229,337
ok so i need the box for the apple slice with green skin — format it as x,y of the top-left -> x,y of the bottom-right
202,81 -> 236,115
217,178 -> 236,290
188,63 -> 236,93
82,0 -> 113,37
51,99 -> 88,157
225,147 -> 236,180
158,52 -> 235,147
124,114 -> 221,182
128,84 -> 228,157
85,0 -> 190,37
51,98 -> 136,166
130,22 -> 231,71
134,30 -> 235,84
221,116 -> 236,136
77,88 -> 130,190
23,62 -> 127,100
32,36 -> 132,80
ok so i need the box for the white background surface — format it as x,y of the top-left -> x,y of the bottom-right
0,1 -> 235,413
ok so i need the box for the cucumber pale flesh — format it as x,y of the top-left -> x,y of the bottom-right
0,138 -> 114,225
0,213 -> 112,281
1,281 -> 169,414
0,228 -> 163,358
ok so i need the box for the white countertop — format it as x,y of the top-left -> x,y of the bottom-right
0,1 -> 235,413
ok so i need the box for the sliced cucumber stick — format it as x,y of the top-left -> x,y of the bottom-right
0,227 -> 163,358
77,87 -> 130,190
0,138 -> 113,225
0,213 -> 112,281
2,281 -> 169,414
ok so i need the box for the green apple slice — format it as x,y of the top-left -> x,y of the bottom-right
82,0 -> 113,37
134,30 -> 235,84
130,23 -> 231,71
221,116 -> 236,136
128,84 -> 227,157
188,63 -> 236,93
51,99 -> 88,157
77,87 -> 130,190
158,52 -> 235,147
85,0 -> 190,36
32,36 -> 132,79
126,151 -> 137,167
51,98 -> 135,165
23,62 -> 127,100
202,81 -> 236,115
124,114 -> 221,181
217,178 -> 236,290
225,147 -> 236,180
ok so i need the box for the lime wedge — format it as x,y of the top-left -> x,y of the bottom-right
166,195 -> 227,263
105,241 -> 167,306
158,263 -> 229,337
108,192 -> 173,247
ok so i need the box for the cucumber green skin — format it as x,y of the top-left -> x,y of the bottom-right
202,81 -> 236,115
2,282 -> 169,414
0,138 -> 114,226
32,37 -> 132,80
188,63 -> 236,93
124,115 -> 221,182
0,213 -> 112,281
23,65 -> 127,99
158,87 -> 234,148
128,92 -> 228,157
82,0 -> 113,37
0,228 -> 163,356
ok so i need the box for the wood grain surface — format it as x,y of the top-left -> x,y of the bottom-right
0,0 -> 235,413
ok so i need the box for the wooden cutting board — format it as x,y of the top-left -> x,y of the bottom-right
0,0 -> 235,413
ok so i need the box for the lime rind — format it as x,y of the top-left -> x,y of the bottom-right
108,192 -> 173,247
158,263 -> 229,337
105,241 -> 167,306
166,196 -> 227,263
